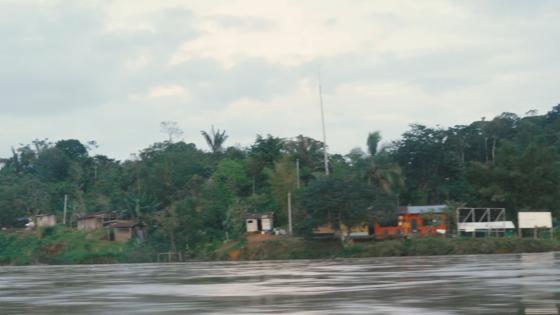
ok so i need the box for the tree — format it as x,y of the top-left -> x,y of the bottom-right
130,141 -> 210,208
364,151 -> 404,195
55,139 -> 88,160
195,159 -> 251,241
392,124 -> 463,204
246,134 -> 284,194
483,113 -> 519,163
267,156 -> 298,225
35,148 -> 71,182
0,175 -> 51,221
367,131 -> 381,156
468,141 -> 560,216
362,132 -> 404,195
201,126 -> 228,153
299,177 -> 387,241
160,121 -> 184,142
283,135 -> 325,183
0,175 -> 37,227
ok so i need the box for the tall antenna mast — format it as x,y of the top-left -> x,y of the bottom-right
318,70 -> 330,175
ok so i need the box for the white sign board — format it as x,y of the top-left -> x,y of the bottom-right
518,212 -> 552,229
458,221 -> 515,232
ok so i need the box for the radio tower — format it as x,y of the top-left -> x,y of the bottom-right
318,71 -> 329,175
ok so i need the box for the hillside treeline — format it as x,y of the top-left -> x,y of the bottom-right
1,105 -> 559,252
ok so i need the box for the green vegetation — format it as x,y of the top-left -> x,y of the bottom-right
0,227 -> 153,265
0,227 -> 559,265
1,105 -> 560,264
228,237 -> 560,260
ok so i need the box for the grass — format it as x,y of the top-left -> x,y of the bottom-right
217,236 -> 560,261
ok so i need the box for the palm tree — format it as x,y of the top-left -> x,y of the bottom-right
365,153 -> 404,194
364,131 -> 404,194
367,131 -> 381,156
201,126 -> 228,153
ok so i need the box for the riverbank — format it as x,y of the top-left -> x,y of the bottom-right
1,228 -> 559,265
211,236 -> 560,261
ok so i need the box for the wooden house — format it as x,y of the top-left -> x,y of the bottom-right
245,213 -> 274,233
76,211 -> 116,231
27,214 -> 57,228
106,220 -> 144,242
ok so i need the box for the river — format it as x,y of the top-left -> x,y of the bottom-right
0,252 -> 559,314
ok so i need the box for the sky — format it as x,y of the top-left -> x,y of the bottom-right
1,0 -> 559,160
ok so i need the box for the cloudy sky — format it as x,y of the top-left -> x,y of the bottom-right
1,0 -> 559,160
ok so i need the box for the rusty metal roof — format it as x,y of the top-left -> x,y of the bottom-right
77,211 -> 116,220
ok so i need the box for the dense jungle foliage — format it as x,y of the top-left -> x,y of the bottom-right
1,105 -> 559,254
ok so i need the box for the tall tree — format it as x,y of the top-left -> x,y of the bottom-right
201,126 -> 228,153
283,135 -> 325,183
367,131 -> 381,156
362,132 -> 404,195
392,124 -> 462,204
55,139 -> 88,160
160,121 -> 184,142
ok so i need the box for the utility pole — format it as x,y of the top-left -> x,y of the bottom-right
287,192 -> 293,235
135,198 -> 140,218
63,194 -> 68,226
296,159 -> 301,189
319,72 -> 330,176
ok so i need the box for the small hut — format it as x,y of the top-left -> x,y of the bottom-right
106,220 -> 144,242
27,214 -> 57,228
76,211 -> 116,231
245,212 -> 274,233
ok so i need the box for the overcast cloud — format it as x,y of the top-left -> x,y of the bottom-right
1,0 -> 559,159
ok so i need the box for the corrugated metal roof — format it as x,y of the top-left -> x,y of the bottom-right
245,212 -> 274,219
402,205 -> 448,214
107,220 -> 141,228
77,211 -> 116,220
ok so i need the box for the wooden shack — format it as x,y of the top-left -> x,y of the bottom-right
245,212 -> 274,233
106,220 -> 144,242
29,214 -> 57,228
76,211 -> 116,231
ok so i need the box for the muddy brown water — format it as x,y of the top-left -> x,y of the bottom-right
0,252 -> 559,314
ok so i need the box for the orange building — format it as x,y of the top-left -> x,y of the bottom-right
374,205 -> 448,240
